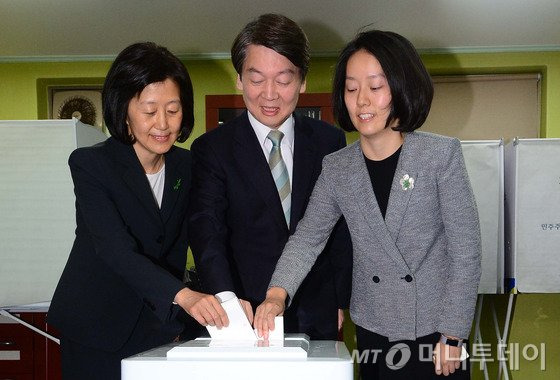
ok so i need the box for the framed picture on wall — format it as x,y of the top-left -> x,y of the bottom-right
205,93 -> 334,131
48,86 -> 103,129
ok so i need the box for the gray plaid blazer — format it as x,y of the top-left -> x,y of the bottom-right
270,131 -> 481,341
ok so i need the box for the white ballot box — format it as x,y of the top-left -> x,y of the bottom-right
461,140 -> 505,294
504,138 -> 560,292
0,119 -> 107,307
121,335 -> 353,380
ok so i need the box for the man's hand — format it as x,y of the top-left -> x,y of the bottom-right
239,299 -> 254,324
337,309 -> 344,332
253,287 -> 287,340
174,288 -> 229,328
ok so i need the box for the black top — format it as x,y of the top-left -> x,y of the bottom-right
364,146 -> 402,218
48,138 -> 193,353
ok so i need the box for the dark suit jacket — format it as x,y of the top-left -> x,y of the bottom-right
48,137 -> 193,352
188,111 -> 352,339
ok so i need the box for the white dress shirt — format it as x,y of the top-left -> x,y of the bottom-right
146,164 -> 165,208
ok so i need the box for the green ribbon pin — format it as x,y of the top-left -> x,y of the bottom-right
173,178 -> 182,191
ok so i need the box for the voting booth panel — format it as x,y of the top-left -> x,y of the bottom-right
505,138 -> 560,292
461,140 -> 504,294
0,119 -> 107,307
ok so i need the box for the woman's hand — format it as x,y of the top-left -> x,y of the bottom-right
253,287 -> 287,340
433,339 -> 463,376
174,288 -> 229,328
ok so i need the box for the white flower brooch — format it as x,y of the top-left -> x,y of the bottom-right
399,174 -> 414,191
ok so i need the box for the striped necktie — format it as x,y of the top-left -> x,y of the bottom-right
267,130 -> 291,227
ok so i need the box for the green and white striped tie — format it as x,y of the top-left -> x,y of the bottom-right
267,130 -> 291,227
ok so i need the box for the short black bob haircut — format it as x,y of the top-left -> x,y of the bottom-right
333,30 -> 433,133
102,42 -> 194,144
231,13 -> 310,81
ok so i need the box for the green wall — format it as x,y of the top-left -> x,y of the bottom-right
2,51 -> 558,140
1,50 -> 559,379
0,61 -> 110,120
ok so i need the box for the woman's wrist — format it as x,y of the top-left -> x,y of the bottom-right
439,334 -> 464,347
266,286 -> 287,301
441,333 -> 461,340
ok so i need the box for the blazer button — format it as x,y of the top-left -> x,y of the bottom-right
372,276 -> 380,283
156,235 -> 164,244
404,274 -> 413,282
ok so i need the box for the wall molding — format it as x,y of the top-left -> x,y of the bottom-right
2,45 -> 559,63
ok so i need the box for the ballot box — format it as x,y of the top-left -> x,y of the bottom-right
461,140 -> 504,294
0,119 -> 107,308
121,335 -> 353,380
504,138 -> 560,292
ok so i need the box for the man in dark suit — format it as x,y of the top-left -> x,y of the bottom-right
188,14 -> 352,340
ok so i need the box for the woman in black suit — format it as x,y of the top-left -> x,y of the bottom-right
48,42 -> 228,379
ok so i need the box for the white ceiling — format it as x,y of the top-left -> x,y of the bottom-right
1,0 -> 559,61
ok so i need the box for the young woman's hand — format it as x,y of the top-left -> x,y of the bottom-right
433,337 -> 463,376
253,287 -> 287,340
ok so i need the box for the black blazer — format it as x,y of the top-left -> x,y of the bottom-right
188,112 -> 352,339
48,138 -> 192,352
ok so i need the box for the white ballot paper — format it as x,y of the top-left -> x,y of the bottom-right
206,291 -> 283,341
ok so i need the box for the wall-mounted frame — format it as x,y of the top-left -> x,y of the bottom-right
37,77 -> 105,129
205,93 -> 334,131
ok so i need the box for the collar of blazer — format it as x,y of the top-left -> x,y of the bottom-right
105,137 -> 186,224
232,111 -> 318,233
159,147 -> 188,224
349,133 -> 423,270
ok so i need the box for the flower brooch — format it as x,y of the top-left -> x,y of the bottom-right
399,174 -> 414,191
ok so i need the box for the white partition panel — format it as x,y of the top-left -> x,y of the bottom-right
505,138 -> 560,292
461,140 -> 504,294
0,119 -> 106,307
